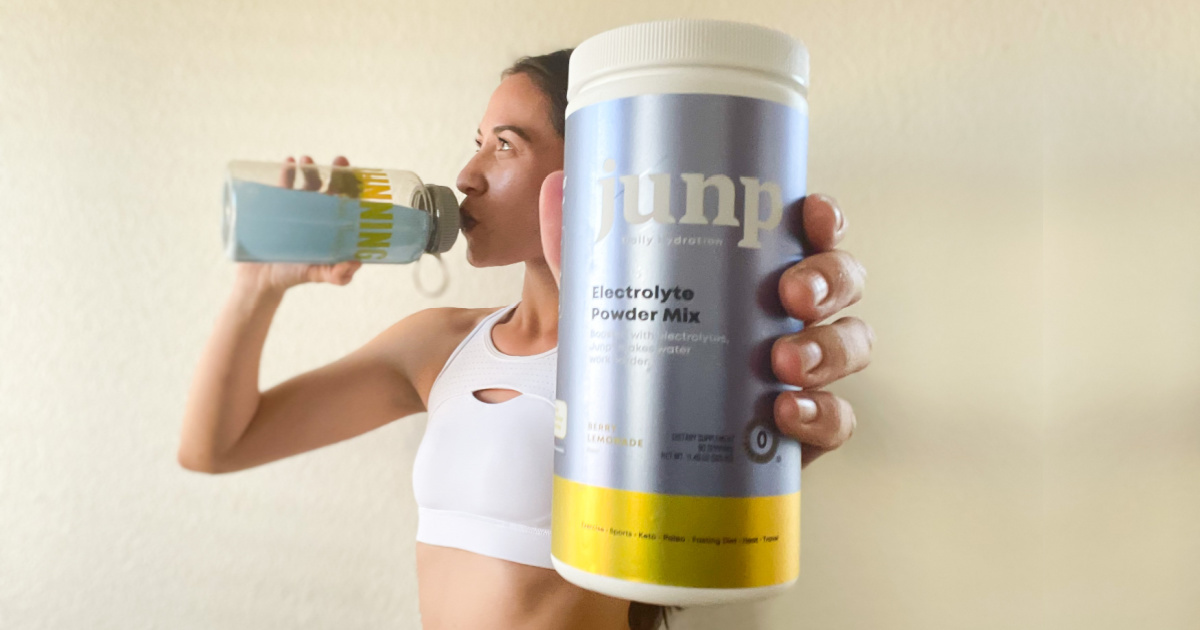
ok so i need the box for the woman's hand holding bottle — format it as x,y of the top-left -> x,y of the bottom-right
233,155 -> 363,295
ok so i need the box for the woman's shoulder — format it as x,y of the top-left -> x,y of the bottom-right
384,305 -> 508,403
408,305 -> 505,338
377,306 -> 500,357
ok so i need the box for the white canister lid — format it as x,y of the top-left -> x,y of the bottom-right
567,19 -> 809,103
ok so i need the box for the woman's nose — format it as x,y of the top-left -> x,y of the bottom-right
456,153 -> 487,196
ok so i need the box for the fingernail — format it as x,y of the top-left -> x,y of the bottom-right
796,341 -> 823,373
794,396 -> 818,424
833,205 -> 844,231
807,271 -> 829,305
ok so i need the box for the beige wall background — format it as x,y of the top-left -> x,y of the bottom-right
1,0 -> 1195,628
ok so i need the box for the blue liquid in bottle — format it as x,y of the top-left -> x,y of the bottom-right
224,180 -> 431,264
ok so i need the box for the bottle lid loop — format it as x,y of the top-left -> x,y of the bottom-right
413,251 -> 450,298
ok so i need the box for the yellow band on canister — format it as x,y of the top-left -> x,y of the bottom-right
552,475 -> 800,589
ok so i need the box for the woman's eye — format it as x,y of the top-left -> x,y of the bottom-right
473,138 -> 513,152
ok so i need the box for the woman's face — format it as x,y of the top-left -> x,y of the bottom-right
456,72 -> 565,268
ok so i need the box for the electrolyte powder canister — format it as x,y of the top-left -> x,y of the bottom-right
551,19 -> 811,606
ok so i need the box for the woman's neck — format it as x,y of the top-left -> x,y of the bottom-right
502,258 -> 559,345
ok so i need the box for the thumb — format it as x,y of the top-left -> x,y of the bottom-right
539,170 -> 565,289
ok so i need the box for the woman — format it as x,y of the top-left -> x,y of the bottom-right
179,49 -> 873,630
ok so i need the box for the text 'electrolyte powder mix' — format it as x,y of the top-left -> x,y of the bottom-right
551,19 -> 810,606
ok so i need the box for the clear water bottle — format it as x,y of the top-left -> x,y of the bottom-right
222,160 -> 461,264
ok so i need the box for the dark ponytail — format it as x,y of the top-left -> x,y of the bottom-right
629,601 -> 685,630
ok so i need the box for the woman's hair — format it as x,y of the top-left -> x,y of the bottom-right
627,599 -> 684,630
501,48 -> 687,630
500,48 -> 572,138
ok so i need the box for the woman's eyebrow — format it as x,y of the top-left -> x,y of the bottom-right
476,125 -> 533,142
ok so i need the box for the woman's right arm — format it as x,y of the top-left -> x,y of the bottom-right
178,269 -> 431,474
177,155 -> 427,474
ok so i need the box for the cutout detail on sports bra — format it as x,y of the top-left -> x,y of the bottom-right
472,388 -> 523,404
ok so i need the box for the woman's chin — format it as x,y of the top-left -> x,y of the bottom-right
464,248 -> 489,268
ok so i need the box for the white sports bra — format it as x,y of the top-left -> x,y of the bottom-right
412,301 -> 558,569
